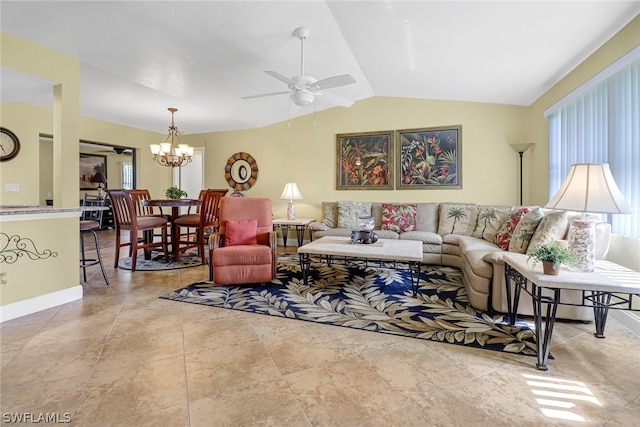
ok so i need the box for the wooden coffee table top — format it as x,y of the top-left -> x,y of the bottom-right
297,236 -> 422,263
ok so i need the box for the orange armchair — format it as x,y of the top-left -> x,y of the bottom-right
209,197 -> 277,284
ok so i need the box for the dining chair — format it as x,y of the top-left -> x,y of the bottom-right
126,189 -> 170,220
79,194 -> 109,284
209,197 -> 277,284
176,189 -> 207,244
125,188 -> 171,243
173,189 -> 228,264
107,189 -> 170,271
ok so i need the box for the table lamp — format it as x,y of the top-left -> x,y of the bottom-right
544,163 -> 632,271
91,171 -> 107,198
280,183 -> 303,220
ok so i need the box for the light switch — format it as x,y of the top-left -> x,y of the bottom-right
5,183 -> 19,192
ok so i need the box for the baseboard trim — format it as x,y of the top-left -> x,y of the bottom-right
610,310 -> 640,338
0,285 -> 83,323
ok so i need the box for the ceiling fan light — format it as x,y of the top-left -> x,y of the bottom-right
291,91 -> 314,106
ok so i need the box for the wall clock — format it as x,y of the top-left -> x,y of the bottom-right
224,152 -> 258,192
0,127 -> 20,162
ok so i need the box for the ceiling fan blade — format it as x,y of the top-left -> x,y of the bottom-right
264,70 -> 298,87
242,90 -> 291,100
314,74 -> 356,90
315,91 -> 354,108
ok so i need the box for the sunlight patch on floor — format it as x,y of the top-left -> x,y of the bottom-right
524,373 -> 601,423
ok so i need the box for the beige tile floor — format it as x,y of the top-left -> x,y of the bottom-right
1,229 -> 639,426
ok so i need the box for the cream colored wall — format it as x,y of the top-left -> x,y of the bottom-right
187,97 -> 530,220
527,15 -> 640,271
39,138 -> 54,205
2,102 -> 173,203
0,216 -> 78,306
78,116 -> 175,195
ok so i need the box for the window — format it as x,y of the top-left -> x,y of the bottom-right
546,48 -> 639,239
121,161 -> 133,190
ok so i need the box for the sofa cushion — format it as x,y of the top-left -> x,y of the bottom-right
493,207 -> 529,250
371,203 -> 384,229
437,203 -> 479,236
509,207 -> 545,253
381,203 -> 417,232
399,230 -> 442,245
337,200 -> 372,229
321,201 -> 338,228
373,229 -> 400,239
472,205 -> 513,241
415,203 -> 440,232
526,211 -> 570,254
462,249 -> 496,279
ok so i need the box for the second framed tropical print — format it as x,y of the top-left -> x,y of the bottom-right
396,125 -> 462,190
336,130 -> 394,190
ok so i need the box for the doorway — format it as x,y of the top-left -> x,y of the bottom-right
172,147 -> 204,212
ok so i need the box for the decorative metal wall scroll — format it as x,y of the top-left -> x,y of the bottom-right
0,232 -> 58,264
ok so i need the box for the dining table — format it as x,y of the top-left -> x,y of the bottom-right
142,198 -> 202,261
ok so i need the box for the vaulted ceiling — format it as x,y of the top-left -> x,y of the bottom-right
2,1 -> 639,134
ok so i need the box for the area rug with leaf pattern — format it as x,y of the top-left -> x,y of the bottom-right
161,255 -> 539,356
118,253 -> 203,271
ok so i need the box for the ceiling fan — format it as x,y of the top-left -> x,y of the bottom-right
243,27 -> 356,108
96,146 -> 132,156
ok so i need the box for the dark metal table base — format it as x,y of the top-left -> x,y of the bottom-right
298,253 -> 421,296
276,224 -> 308,247
504,263 -> 639,370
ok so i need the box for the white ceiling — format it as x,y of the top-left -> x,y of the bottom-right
2,1 -> 639,134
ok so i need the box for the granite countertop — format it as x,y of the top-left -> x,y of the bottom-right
0,205 -> 81,215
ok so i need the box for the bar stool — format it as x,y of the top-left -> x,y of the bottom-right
80,195 -> 109,284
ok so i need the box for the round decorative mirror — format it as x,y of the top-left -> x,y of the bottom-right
224,152 -> 258,192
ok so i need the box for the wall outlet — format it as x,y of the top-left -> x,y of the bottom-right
5,183 -> 19,192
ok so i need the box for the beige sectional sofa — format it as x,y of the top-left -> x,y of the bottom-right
309,201 -> 610,321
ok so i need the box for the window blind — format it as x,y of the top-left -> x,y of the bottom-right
548,56 -> 639,238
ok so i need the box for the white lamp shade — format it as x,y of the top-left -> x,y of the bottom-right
545,163 -> 633,214
510,142 -> 534,153
280,183 -> 303,201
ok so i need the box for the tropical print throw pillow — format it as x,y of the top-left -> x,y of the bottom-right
337,200 -> 372,230
381,203 -> 417,232
472,205 -> 513,241
437,203 -> 479,236
509,207 -> 545,253
493,207 -> 530,250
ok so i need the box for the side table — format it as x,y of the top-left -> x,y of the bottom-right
273,218 -> 314,247
503,252 -> 640,370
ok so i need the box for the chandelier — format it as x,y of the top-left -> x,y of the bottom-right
149,107 -> 193,167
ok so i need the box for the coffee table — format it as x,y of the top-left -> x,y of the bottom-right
297,236 -> 423,295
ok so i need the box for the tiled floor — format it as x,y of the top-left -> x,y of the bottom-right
1,229 -> 639,426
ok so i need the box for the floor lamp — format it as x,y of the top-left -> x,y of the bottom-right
510,143 -> 534,205
544,163 -> 632,271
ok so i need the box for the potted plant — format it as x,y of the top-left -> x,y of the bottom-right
528,243 -> 578,275
165,186 -> 188,200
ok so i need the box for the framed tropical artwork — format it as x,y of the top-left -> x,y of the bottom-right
79,153 -> 107,190
396,125 -> 462,190
336,130 -> 394,190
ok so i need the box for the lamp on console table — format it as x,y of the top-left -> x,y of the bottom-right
91,171 -> 107,199
280,183 -> 303,220
544,163 -> 632,272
